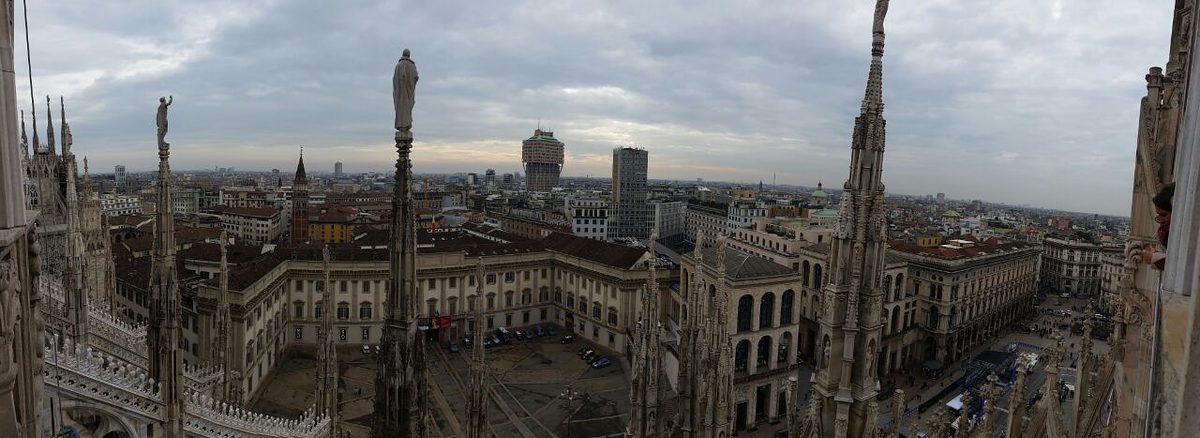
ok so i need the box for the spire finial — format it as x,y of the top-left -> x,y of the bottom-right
20,110 -> 28,157
45,95 -> 56,155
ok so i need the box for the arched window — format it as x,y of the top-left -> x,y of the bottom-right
607,308 -> 618,325
813,264 -> 823,289
735,340 -> 751,372
802,260 -> 811,285
539,287 -> 549,302
467,295 -> 477,311
891,306 -> 900,333
928,306 -> 940,329
759,292 -> 775,329
883,276 -> 892,301
566,293 -> 574,308
895,273 -> 904,301
522,289 -> 532,305
780,290 -> 795,325
487,293 -> 496,310
737,295 -> 754,332
359,301 -> 373,319
505,291 -> 514,307
757,336 -> 773,368
881,308 -> 889,335
778,332 -> 792,364
592,302 -> 601,319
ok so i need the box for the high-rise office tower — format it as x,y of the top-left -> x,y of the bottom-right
114,164 -> 126,192
521,128 -> 564,192
610,147 -> 649,240
334,161 -> 343,177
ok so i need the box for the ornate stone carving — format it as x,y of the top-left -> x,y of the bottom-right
0,254 -> 17,376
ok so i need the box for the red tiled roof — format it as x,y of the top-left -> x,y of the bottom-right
887,238 -> 1036,260
542,232 -> 646,269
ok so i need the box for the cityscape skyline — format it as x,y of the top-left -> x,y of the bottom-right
15,1 -> 1168,214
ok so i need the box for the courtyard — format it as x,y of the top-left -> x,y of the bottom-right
248,326 -> 631,438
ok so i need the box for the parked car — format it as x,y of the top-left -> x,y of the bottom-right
591,357 -> 613,369
462,336 -> 473,349
483,337 -> 494,348
515,330 -> 527,340
547,326 -> 558,336
448,342 -> 460,353
585,352 -> 601,363
535,325 -> 546,337
362,345 -> 371,355
374,345 -> 380,355
560,335 -> 575,344
580,348 -> 595,360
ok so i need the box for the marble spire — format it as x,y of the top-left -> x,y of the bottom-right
43,96 -> 54,155
374,48 -> 429,438
800,1 -> 890,437
317,245 -> 339,433
147,96 -> 184,436
214,230 -> 237,404
466,258 -> 490,438
60,98 -> 87,348
627,231 -> 665,437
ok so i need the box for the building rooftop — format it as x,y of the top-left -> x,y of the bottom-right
207,205 -> 280,219
542,232 -> 647,270
693,246 -> 795,280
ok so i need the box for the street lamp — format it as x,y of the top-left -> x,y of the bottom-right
559,384 -> 582,438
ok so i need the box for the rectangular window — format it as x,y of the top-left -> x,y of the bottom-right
315,305 -> 322,319
505,314 -> 513,326
429,279 -> 437,290
469,276 -> 475,286
449,278 -> 457,288
487,316 -> 494,329
505,272 -> 515,283
540,308 -> 547,320
340,281 -> 347,292
338,307 -> 349,320
523,271 -> 530,281
523,311 -> 530,324
364,281 -> 372,292
360,305 -> 372,319
487,274 -> 496,285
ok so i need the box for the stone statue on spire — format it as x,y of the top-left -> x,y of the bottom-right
393,49 -> 418,133
873,0 -> 889,35
157,95 -> 173,148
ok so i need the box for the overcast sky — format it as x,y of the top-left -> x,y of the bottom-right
15,0 -> 1174,216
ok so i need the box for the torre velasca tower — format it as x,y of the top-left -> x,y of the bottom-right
521,128 -> 564,192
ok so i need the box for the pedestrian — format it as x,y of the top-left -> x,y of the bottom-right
1143,183 -> 1175,270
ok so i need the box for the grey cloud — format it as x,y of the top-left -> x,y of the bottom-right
14,0 -> 1175,215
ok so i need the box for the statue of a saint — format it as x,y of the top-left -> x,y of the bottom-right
393,49 -> 419,132
156,96 -> 173,146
